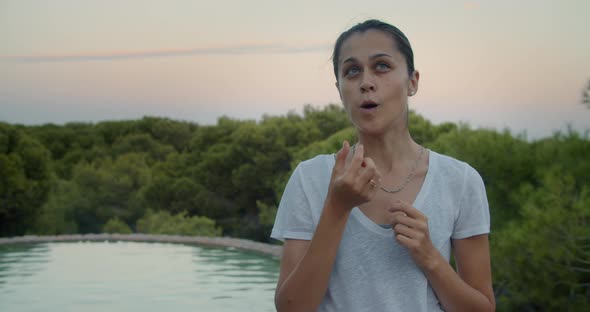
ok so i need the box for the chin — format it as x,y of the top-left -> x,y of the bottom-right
355,123 -> 387,136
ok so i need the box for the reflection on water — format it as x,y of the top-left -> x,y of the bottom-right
0,241 -> 279,312
0,244 -> 49,288
191,245 -> 279,306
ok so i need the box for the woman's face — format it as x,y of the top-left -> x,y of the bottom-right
336,29 -> 419,135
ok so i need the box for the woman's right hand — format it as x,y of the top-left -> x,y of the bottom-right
326,141 -> 381,212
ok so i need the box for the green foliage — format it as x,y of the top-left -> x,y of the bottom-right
33,179 -> 78,235
103,217 -> 132,234
293,127 -> 356,165
493,170 -> 590,310
428,126 -> 535,230
0,123 -> 52,236
32,153 -> 152,234
532,129 -> 590,191
409,111 -> 457,145
2,103 -> 589,309
95,120 -> 136,146
301,104 -> 351,139
257,200 -> 277,227
137,116 -> 195,152
111,133 -> 175,162
136,210 -> 222,237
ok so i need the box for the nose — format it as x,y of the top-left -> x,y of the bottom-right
360,73 -> 376,93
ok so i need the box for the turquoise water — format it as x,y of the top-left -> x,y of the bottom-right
0,241 -> 279,311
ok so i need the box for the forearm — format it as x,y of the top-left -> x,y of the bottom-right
423,253 -> 495,312
275,200 -> 350,312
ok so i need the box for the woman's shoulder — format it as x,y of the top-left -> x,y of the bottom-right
429,150 -> 482,181
296,153 -> 335,172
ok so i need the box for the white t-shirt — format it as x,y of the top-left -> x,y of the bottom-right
271,150 -> 490,312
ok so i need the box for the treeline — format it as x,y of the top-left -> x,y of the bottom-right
1,105 -> 589,310
0,105 -> 352,240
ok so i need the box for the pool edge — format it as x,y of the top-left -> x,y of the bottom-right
0,234 -> 283,258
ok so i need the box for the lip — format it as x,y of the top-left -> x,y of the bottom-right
360,100 -> 380,110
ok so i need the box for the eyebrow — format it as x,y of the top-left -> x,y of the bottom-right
341,53 -> 393,65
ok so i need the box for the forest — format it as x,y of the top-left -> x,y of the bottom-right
1,104 -> 589,310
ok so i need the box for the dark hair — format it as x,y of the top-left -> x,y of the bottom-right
332,19 -> 415,81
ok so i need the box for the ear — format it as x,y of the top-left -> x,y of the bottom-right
408,70 -> 420,96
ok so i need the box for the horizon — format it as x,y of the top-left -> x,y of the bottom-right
1,0 -> 589,140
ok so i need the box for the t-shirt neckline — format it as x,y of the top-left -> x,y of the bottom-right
342,150 -> 436,236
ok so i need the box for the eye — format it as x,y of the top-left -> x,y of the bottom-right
375,62 -> 391,72
343,66 -> 360,77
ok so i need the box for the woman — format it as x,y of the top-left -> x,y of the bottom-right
271,19 -> 495,311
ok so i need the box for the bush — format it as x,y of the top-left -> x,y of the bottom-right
136,210 -> 222,237
493,170 -> 590,310
103,217 -> 132,234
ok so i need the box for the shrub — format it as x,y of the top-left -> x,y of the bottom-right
103,217 -> 132,234
136,210 -> 222,237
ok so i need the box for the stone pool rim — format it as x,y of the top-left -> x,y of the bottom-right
0,234 -> 283,258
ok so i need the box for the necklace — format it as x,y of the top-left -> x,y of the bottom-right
352,144 -> 424,194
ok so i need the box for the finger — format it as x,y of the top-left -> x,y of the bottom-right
393,214 -> 426,233
334,140 -> 350,172
393,223 -> 420,240
358,164 -> 379,197
348,144 -> 372,169
358,161 -> 377,187
401,215 -> 423,228
360,175 -> 380,199
344,143 -> 355,168
389,211 -> 407,227
348,143 -> 364,173
388,200 -> 425,220
395,233 -> 414,247
362,157 -> 381,180
393,222 -> 409,235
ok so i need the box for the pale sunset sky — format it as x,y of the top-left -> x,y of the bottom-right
1,0 -> 589,139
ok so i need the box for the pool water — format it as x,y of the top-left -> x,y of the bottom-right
0,241 -> 279,311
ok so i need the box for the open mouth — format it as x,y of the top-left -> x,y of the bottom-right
361,101 -> 379,109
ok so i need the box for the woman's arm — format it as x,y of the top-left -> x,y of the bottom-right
275,142 -> 380,312
423,235 -> 495,312
275,200 -> 351,312
390,201 -> 495,311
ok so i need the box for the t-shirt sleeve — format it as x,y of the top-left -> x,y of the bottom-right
270,163 -> 315,242
452,164 -> 491,239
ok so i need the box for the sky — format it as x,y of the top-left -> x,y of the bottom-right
1,0 -> 589,139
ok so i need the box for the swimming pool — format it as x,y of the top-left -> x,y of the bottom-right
0,241 -> 279,311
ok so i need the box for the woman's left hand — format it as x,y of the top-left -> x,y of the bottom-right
388,200 -> 439,271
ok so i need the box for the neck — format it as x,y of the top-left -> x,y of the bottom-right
356,129 -> 420,173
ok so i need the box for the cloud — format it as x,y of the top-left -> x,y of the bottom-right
1,43 -> 332,63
